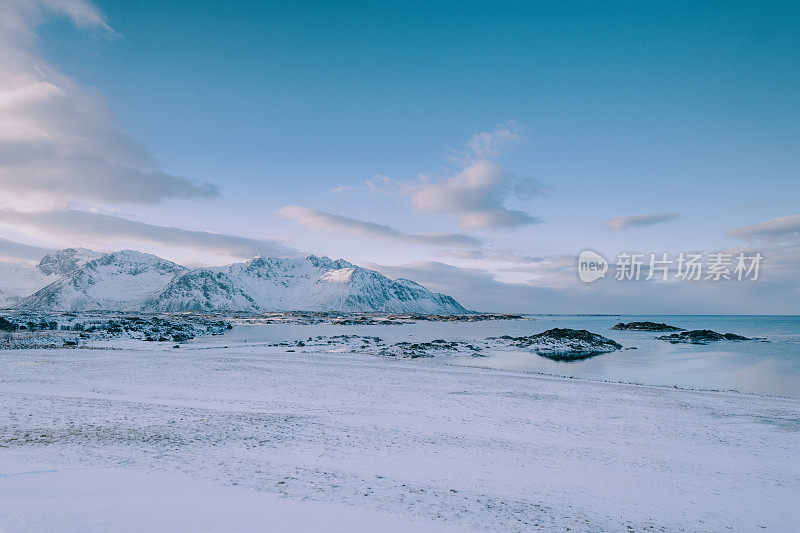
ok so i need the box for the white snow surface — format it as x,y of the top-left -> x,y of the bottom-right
10,252 -> 466,313
1,339 -> 798,531
1,461 -> 464,533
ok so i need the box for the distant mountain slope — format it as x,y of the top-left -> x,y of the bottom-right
13,250 -> 467,314
302,267 -> 465,313
143,269 -> 260,313
0,248 -> 103,308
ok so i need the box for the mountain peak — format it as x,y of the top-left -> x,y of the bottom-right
305,254 -> 332,267
104,249 -> 168,262
38,248 -> 103,277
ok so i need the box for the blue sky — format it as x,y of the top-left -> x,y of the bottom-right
1,0 -> 799,312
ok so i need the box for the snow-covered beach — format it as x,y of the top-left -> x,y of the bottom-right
2,339 -> 799,531
4,0 -> 799,530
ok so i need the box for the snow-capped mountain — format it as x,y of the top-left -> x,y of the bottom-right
0,248 -> 102,307
18,250 -> 186,312
12,250 -> 467,314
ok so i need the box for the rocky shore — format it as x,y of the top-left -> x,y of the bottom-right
0,311 -> 231,349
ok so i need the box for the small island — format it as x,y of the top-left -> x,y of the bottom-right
491,328 -> 623,361
612,321 -> 685,332
656,330 -> 752,344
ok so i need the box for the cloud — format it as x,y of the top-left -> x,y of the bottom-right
729,201 -> 765,211
0,236 -> 53,263
366,261 -> 539,311
334,122 -> 543,230
604,213 -> 679,231
367,260 -> 617,313
435,248 -> 546,264
463,119 -> 523,160
0,209 -> 294,259
407,160 -> 544,230
435,249 -> 487,260
0,0 -> 219,210
368,253 -> 799,315
279,206 -> 482,248
420,121 -> 542,230
331,175 -> 404,195
0,0 -> 111,44
726,214 -> 800,242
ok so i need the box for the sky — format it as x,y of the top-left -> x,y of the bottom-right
0,0 -> 799,313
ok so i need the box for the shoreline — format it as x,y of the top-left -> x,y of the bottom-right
6,336 -> 800,401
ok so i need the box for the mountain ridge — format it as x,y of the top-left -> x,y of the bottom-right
7,249 -> 467,314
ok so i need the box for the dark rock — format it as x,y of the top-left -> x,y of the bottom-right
723,333 -> 750,341
656,330 -> 752,344
491,328 -> 622,361
612,321 -> 684,332
536,350 -> 610,361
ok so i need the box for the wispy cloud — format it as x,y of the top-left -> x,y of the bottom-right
334,121 -> 543,230
0,209 -> 294,259
435,248 -> 545,264
331,175 -> 403,195
726,214 -> 800,242
462,119 -> 523,160
0,0 -> 219,210
278,206 -> 482,248
604,213 -> 679,231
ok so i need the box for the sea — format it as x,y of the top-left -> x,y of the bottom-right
193,315 -> 800,398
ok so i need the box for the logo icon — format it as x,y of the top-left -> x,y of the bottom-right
577,250 -> 608,283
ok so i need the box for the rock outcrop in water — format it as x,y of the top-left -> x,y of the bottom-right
271,327 -> 624,361
270,335 -> 485,359
656,330 -> 751,344
612,321 -> 684,332
490,328 -> 623,361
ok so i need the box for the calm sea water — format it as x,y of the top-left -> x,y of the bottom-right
194,315 -> 800,398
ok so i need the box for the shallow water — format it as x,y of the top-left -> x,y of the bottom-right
193,315 -> 800,398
